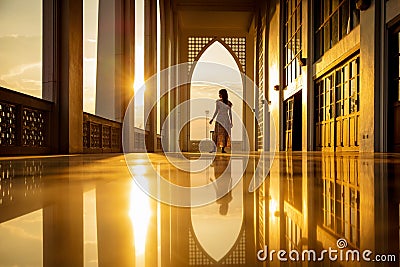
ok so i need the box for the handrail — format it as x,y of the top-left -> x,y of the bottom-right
0,87 -> 156,154
83,112 -> 122,153
0,87 -> 53,155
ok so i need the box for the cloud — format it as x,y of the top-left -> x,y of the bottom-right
0,79 -> 11,88
0,34 -> 39,39
0,35 -> 41,67
0,224 -> 42,241
84,57 -> 97,62
0,62 -> 41,80
0,34 -> 42,97
0,62 -> 41,97
84,240 -> 98,245
0,34 -> 19,38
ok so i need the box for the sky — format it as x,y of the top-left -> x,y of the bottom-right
0,0 -> 99,109
0,0 -> 42,98
83,0 -> 100,114
0,0 -> 244,140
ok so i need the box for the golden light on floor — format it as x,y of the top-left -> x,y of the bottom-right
84,189 -> 98,267
129,179 -> 152,256
131,164 -> 146,176
269,198 -> 278,219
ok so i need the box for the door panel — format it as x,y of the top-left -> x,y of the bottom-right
394,103 -> 400,152
389,29 -> 400,152
315,56 -> 360,152
285,91 -> 302,151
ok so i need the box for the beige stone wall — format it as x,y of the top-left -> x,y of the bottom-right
359,2 -> 376,152
387,0 -> 400,23
266,0 -> 281,151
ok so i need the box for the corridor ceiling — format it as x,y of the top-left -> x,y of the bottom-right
173,0 -> 256,32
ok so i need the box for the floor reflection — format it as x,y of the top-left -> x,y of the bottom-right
0,209 -> 43,266
0,153 -> 399,266
84,189 -> 98,267
191,156 -> 243,262
130,182 -> 151,265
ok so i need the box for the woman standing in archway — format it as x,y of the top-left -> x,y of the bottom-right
209,89 -> 233,153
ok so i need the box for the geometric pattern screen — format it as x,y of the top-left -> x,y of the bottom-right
188,37 -> 246,72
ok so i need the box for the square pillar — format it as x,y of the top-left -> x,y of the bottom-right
144,0 -> 158,152
43,0 -> 83,154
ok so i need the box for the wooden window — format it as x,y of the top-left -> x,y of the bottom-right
314,0 -> 360,60
284,0 -> 302,86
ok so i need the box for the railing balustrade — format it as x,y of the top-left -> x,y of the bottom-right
0,87 -> 52,155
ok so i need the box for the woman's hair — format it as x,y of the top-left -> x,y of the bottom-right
219,89 -> 232,106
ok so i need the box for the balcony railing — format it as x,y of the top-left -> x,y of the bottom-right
0,87 -> 53,155
83,112 -> 122,153
0,87 -> 161,154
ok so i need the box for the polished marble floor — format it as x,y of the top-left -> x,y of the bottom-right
0,152 -> 400,267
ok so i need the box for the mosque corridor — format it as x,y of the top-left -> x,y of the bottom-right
0,152 -> 399,266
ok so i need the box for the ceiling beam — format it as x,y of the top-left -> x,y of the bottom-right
172,0 -> 256,12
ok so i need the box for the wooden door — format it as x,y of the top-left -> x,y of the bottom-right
389,29 -> 400,152
285,97 -> 294,151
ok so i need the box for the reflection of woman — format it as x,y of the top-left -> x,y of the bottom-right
211,156 -> 233,215
209,89 -> 233,153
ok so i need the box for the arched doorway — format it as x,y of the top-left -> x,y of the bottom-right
189,39 -> 245,152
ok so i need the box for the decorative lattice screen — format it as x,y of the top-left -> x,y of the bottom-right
188,37 -> 246,72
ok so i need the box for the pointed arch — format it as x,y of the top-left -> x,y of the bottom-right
187,36 -> 247,152
188,37 -> 245,80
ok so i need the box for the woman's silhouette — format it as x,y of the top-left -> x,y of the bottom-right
209,89 -> 233,153
211,156 -> 233,215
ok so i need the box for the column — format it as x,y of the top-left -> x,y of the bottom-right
96,0 -> 135,122
244,27 -> 255,151
43,0 -> 59,153
144,0 -> 158,152
359,1 -> 381,152
43,0 -> 84,153
168,11 -> 180,152
176,28 -> 189,152
122,0 -> 136,152
159,0 -> 170,152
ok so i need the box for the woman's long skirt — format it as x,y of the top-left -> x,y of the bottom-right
213,122 -> 231,148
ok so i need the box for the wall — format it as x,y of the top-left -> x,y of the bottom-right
359,2 -> 377,152
266,0 -> 281,151
386,0 -> 400,24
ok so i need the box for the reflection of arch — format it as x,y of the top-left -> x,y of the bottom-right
189,156 -> 246,265
188,226 -> 247,265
